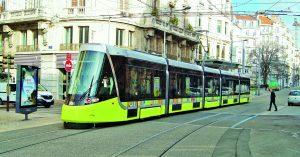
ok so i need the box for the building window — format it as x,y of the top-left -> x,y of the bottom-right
72,0 -> 85,7
79,26 -> 89,44
198,17 -> 201,27
216,45 -> 220,59
65,27 -> 73,46
208,17 -> 211,31
32,30 -> 38,46
21,30 -> 27,46
25,0 -> 37,9
222,46 -> 225,59
217,20 -> 222,33
225,22 -> 228,35
119,0 -> 129,12
116,29 -> 124,46
128,31 -> 134,48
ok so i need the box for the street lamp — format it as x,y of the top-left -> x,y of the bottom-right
195,29 -> 209,67
242,39 -> 248,74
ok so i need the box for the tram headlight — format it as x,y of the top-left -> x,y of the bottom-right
92,97 -> 99,103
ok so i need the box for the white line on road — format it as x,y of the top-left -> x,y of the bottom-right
111,113 -> 223,157
231,115 -> 257,128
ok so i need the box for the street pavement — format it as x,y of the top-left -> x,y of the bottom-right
0,100 -> 63,133
1,88 -> 300,157
0,89 -> 298,133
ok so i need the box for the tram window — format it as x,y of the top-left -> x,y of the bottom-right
190,75 -> 202,97
205,77 -> 219,97
153,70 -> 165,98
169,73 -> 181,98
111,56 -> 126,101
140,68 -> 152,98
240,81 -> 250,94
96,55 -> 117,101
185,77 -> 191,96
129,67 -> 139,98
234,80 -> 240,95
222,78 -> 229,96
214,78 -> 220,96
205,77 -> 213,97
222,78 -> 235,96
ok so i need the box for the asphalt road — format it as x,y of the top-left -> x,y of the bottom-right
0,89 -> 300,157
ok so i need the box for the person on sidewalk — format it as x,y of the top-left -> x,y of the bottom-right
268,89 -> 278,111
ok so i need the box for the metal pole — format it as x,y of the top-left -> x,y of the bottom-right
66,72 -> 69,98
6,55 -> 10,112
257,50 -> 261,95
242,40 -> 245,74
163,31 -> 166,58
201,31 -> 209,67
108,17 -> 111,45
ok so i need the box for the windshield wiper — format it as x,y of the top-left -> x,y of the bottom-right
79,76 -> 96,100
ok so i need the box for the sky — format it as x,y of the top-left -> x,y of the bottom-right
231,0 -> 300,48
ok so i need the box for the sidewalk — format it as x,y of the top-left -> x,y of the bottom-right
0,100 -> 63,133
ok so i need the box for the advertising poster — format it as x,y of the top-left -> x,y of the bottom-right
153,77 -> 160,97
20,66 -> 38,107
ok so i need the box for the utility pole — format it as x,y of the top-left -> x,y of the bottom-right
2,51 -> 15,112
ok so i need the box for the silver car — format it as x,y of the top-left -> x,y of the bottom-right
288,90 -> 300,106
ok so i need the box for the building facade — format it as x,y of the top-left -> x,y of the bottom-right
0,0 -> 199,100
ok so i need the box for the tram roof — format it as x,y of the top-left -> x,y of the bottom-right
203,67 -> 220,74
239,73 -> 251,79
168,59 -> 202,72
107,45 -> 167,65
220,70 -> 239,77
80,44 -> 167,65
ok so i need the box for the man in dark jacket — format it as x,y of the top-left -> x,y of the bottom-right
268,89 -> 278,111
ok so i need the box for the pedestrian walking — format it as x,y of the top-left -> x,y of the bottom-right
268,89 -> 278,111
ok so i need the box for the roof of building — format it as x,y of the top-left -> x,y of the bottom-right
259,15 -> 273,25
235,15 -> 256,21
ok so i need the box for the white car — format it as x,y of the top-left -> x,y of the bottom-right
288,90 -> 300,106
37,84 -> 54,108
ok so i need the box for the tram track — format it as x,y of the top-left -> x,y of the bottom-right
0,128 -> 96,155
112,112 -> 256,157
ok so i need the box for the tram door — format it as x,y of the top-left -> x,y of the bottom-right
59,69 -> 71,100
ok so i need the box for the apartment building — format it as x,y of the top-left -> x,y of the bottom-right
0,0 -> 199,99
188,0 -> 234,69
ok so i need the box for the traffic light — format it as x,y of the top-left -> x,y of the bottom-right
2,52 -> 15,69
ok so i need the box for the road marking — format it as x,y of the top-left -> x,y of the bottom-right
0,130 -> 58,144
111,113 -> 223,157
231,115 -> 257,128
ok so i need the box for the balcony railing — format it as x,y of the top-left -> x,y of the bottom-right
167,54 -> 177,60
60,43 -> 80,51
0,8 -> 50,21
145,17 -> 199,42
181,57 -> 191,62
65,7 -> 86,16
16,45 -> 39,52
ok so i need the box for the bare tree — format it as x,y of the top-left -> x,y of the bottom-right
249,42 -> 284,85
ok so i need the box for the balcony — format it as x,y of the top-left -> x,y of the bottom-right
60,43 -> 80,51
0,8 -> 50,23
167,54 -> 177,60
144,17 -> 199,43
16,45 -> 39,52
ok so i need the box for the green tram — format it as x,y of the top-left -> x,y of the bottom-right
61,44 -> 250,125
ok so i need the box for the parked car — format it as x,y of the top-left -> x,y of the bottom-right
0,82 -> 16,105
284,85 -> 290,88
37,84 -> 54,108
288,90 -> 300,106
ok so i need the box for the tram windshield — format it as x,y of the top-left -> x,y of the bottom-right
66,50 -> 116,106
